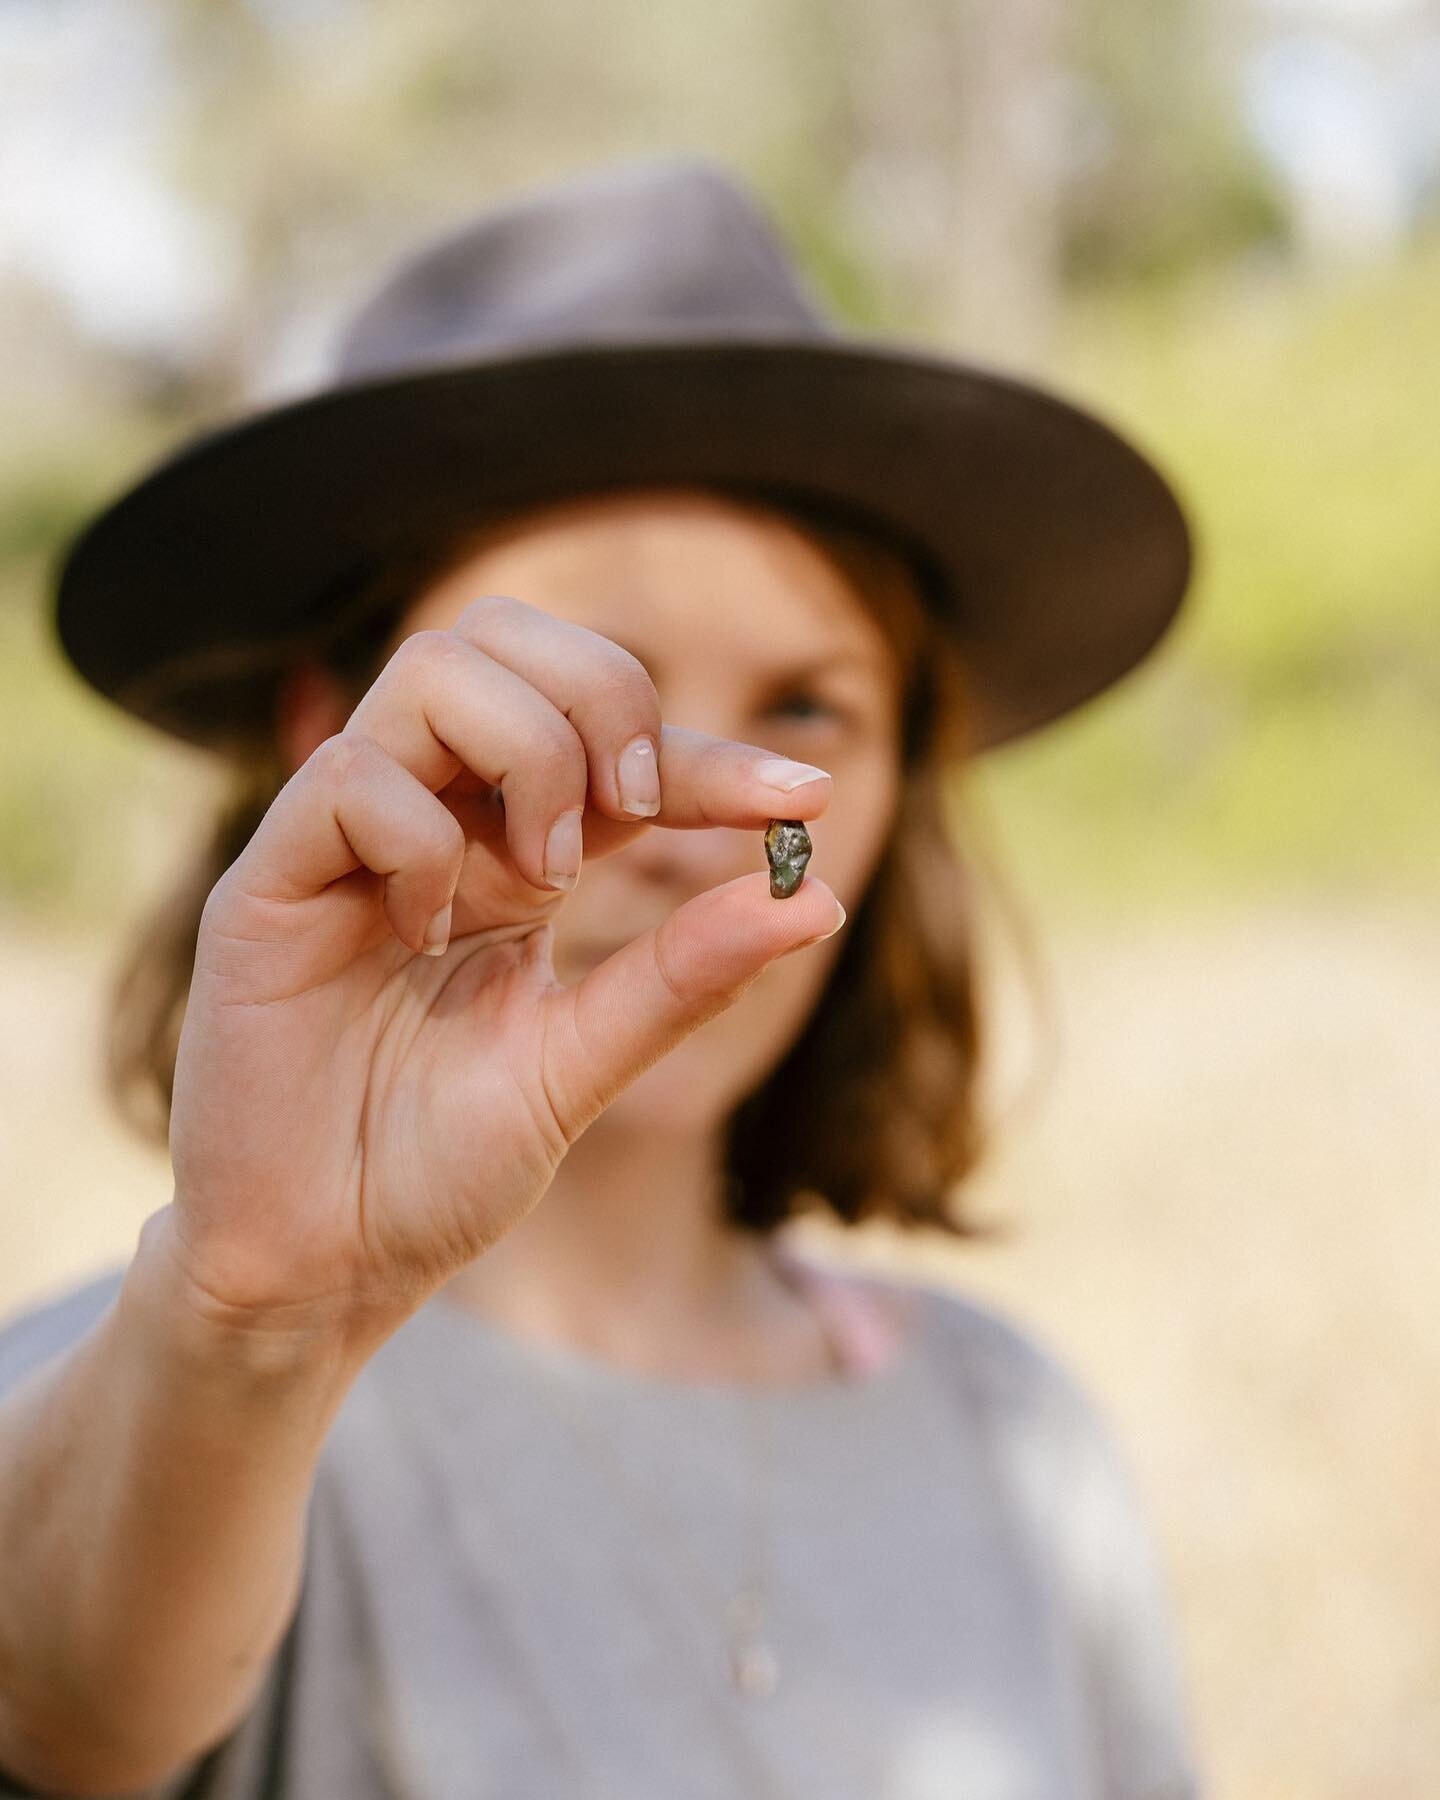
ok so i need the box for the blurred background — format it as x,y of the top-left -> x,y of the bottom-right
1,0 -> 1437,1792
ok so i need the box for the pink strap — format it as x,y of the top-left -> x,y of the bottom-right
772,1247 -> 911,1379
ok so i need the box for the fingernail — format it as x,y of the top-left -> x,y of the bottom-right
422,902 -> 452,956
781,900 -> 847,958
617,735 -> 660,816
543,807 -> 584,891
815,899 -> 847,941
755,757 -> 830,794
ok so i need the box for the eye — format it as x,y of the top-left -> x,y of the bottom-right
765,689 -> 840,723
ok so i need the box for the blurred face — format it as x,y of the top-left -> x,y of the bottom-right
392,485 -> 905,1135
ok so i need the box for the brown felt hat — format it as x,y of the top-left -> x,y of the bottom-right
52,152 -> 1193,755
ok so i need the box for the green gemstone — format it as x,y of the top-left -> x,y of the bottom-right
764,819 -> 812,898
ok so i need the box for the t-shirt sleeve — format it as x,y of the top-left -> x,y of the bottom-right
0,1273 -> 290,1800
925,1286 -> 1206,1800
1039,1352 -> 1204,1800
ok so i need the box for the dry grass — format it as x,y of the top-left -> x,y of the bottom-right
2,902 -> 1437,1797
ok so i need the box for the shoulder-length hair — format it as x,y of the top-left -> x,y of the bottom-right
104,482 -> 1022,1241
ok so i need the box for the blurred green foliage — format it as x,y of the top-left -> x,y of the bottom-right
0,415 -> 209,925
969,240 -> 1440,920
1066,0 -> 1291,286
2,245 -> 1437,925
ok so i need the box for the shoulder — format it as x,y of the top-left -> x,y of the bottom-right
777,1238 -> 1118,1441
899,1276 -> 1181,1600
878,1276 -> 1203,1795
812,1251 -> 1106,1422
0,1266 -> 128,1401
907,1275 -> 1105,1423
863,1265 -> 1140,1499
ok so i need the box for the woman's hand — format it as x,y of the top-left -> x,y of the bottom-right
160,595 -> 844,1343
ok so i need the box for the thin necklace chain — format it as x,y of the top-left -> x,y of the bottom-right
524,1285 -> 789,1695
385,1247 -> 902,1800
522,1362 -> 795,1799
513,1243 -> 861,1800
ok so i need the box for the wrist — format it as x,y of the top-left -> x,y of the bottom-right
124,1202 -> 411,1402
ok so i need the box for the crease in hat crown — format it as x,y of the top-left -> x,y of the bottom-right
334,154 -> 839,388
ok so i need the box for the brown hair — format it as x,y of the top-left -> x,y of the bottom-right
105,483 -> 1023,1239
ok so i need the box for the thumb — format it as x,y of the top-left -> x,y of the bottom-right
539,870 -> 847,1136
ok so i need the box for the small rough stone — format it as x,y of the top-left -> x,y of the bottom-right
764,819 -> 812,898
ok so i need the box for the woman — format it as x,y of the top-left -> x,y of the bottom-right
0,156 -> 1201,1797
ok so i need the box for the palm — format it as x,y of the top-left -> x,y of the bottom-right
170,804 -> 580,1315
163,600 -> 841,1330
357,917 -> 575,1292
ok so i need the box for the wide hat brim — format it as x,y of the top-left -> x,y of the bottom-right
53,333 -> 1193,755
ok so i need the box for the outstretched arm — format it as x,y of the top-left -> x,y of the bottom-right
0,1206 -> 389,1795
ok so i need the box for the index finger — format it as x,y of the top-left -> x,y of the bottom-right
445,595 -> 830,826
442,595 -> 832,829
645,724 -> 832,828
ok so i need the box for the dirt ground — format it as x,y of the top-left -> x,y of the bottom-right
2,901 -> 1436,1797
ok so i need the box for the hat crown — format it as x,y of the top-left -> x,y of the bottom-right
334,155 -> 835,384
55,153 -> 1191,759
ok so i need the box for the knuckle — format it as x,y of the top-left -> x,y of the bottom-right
388,627 -> 466,683
526,715 -> 586,786
457,593 -> 526,635
380,630 -> 430,680
591,643 -> 658,713
651,922 -> 703,1009
310,730 -> 380,785
429,807 -> 467,868
198,871 -> 234,934
531,1055 -> 577,1160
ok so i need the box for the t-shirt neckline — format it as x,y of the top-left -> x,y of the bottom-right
413,1264 -> 932,1409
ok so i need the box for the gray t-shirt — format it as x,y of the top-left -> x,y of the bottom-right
0,1263 -> 1202,1800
